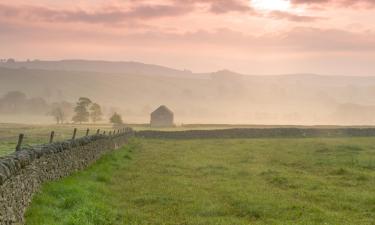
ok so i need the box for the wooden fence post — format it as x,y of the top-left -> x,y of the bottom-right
16,134 -> 24,151
86,128 -> 90,136
72,128 -> 77,140
49,131 -> 55,143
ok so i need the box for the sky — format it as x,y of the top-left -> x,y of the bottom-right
1,0 -> 375,75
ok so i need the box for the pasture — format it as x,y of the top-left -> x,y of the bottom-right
1,123 -> 352,156
24,137 -> 375,225
0,123 -> 116,156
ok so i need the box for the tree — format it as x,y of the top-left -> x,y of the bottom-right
6,58 -> 15,63
72,97 -> 92,124
0,91 -> 27,112
48,101 -> 73,124
110,112 -> 123,127
48,107 -> 64,124
90,103 -> 103,123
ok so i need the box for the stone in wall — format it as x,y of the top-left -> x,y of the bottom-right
0,130 -> 134,225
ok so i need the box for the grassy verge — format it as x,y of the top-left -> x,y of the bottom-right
25,140 -> 136,225
26,137 -> 375,225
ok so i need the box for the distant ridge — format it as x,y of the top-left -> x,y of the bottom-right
1,59 -> 374,79
0,59 -> 194,78
1,62 -> 375,124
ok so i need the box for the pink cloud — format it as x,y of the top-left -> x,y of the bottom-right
1,0 -> 375,76
0,2 -> 193,24
192,0 -> 252,14
268,11 -> 323,22
291,0 -> 375,8
0,1 -> 322,25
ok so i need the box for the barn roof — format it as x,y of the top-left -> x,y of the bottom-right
151,105 -> 173,115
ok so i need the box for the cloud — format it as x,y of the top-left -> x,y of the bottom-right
0,1 -> 254,25
4,20 -> 374,53
0,3 -> 193,24
175,27 -> 375,52
279,27 -> 375,52
196,0 -> 252,14
0,1 -> 317,25
291,0 -> 375,8
268,11 -> 323,22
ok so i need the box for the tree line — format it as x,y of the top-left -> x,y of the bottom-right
0,91 -> 123,126
50,97 -> 123,127
0,91 -> 52,114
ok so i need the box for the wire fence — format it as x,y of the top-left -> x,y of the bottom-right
0,125 -> 127,157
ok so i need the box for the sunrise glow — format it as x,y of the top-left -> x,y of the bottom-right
252,0 -> 291,11
0,0 -> 374,75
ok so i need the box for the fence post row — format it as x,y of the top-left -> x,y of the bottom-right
49,131 -> 55,144
14,126 -> 130,150
72,128 -> 77,140
15,133 -> 24,151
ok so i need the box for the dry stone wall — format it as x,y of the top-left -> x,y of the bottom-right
0,131 -> 134,225
136,128 -> 375,139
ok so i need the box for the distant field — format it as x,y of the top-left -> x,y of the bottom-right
25,138 -> 375,225
0,123 -> 216,156
0,123 -> 230,156
2,122 -> 375,155
132,124 -> 375,131
0,123 -> 116,156
0,123 -> 344,156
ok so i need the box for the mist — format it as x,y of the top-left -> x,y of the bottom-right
1,60 -> 375,125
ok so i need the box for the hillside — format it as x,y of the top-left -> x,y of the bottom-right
0,60 -> 195,78
1,60 -> 375,125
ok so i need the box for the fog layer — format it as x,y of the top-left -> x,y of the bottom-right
1,60 -> 375,125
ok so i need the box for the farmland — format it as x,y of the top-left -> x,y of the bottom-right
0,123 -> 117,156
24,137 -> 375,225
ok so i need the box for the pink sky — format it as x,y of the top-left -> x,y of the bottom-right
1,0 -> 375,75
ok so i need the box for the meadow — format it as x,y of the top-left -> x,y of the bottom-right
24,137 -> 375,225
0,123 -> 118,156
1,123 -> 343,155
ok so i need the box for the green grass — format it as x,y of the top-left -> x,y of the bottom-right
2,122 -> 375,156
0,123 -> 118,156
25,137 -> 375,225
25,141 -> 136,225
0,123 -> 259,155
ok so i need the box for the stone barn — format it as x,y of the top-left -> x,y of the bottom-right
150,105 -> 174,127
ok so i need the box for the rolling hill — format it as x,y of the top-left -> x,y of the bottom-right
1,60 -> 375,125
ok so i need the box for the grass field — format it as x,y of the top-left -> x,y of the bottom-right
0,123 -> 237,156
2,122 -> 375,156
25,137 -> 375,225
0,123 -> 119,156
0,123 -> 341,156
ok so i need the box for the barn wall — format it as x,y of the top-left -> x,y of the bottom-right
0,131 -> 134,224
150,114 -> 174,127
